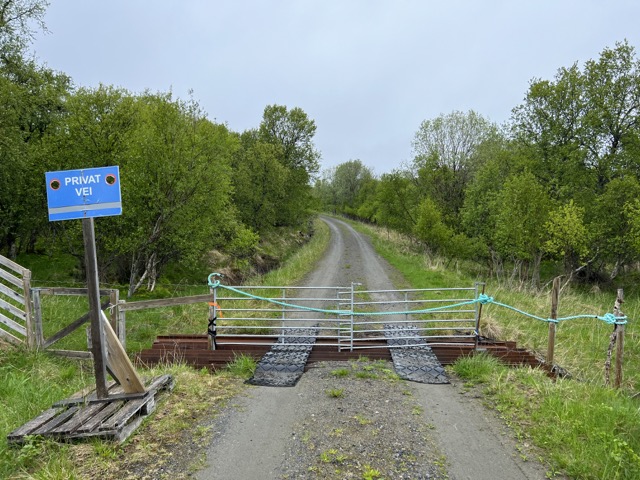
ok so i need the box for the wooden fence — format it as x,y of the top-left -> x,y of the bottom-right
1,252 -> 123,354
0,254 -> 33,347
32,287 -> 121,357
117,294 -> 212,348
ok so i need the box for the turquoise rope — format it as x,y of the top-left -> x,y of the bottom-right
207,274 -> 628,326
208,274 -> 350,315
351,298 -> 479,317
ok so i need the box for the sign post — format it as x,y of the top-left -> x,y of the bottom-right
46,166 -> 123,399
83,217 -> 109,398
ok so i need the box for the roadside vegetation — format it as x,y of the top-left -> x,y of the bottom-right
0,218 -> 330,479
453,354 -> 640,480
354,220 -> 640,479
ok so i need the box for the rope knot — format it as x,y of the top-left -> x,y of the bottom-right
599,313 -> 627,325
207,272 -> 222,288
478,294 -> 494,305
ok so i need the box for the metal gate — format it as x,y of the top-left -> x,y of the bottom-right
208,282 -> 484,351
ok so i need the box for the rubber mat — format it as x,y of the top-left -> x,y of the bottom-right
384,324 -> 449,384
247,327 -> 318,387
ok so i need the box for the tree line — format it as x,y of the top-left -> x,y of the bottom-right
316,41 -> 640,287
0,1 -> 320,295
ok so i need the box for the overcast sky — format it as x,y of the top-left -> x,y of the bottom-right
31,1 -> 640,175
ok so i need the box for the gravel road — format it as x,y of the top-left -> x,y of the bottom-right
195,216 -> 550,480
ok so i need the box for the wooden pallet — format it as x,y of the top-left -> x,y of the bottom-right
7,374 -> 174,445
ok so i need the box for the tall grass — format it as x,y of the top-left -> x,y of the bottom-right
479,284 -> 639,390
453,355 -> 640,479
0,347 -> 89,479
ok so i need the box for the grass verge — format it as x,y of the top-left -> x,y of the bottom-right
453,354 -> 640,479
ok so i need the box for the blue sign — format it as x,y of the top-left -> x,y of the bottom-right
46,166 -> 122,221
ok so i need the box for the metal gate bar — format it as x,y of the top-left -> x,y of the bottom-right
211,283 -> 483,352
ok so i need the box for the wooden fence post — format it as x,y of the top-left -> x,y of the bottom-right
605,288 -> 625,388
22,268 -> 34,349
32,288 -> 44,348
546,276 -> 560,366
118,299 -> 126,348
614,289 -> 625,389
109,289 -> 119,335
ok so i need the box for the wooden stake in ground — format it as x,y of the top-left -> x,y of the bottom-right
546,276 -> 560,366
614,289 -> 625,389
604,289 -> 625,388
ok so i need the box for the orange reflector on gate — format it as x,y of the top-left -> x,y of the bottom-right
208,301 -> 223,318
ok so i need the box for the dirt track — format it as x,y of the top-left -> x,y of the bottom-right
194,216 -> 549,479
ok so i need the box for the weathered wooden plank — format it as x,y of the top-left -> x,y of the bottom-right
0,267 -> 23,288
109,290 -> 119,332
77,401 -> 124,433
0,311 -> 26,336
49,403 -> 107,434
6,407 -> 63,441
30,407 -> 79,436
48,350 -> 93,360
101,311 -> 145,394
42,300 -> 110,348
114,415 -> 145,443
614,288 -> 625,389
0,254 -> 24,274
119,294 -> 211,312
145,374 -> 175,394
95,392 -> 147,403
0,326 -> 21,345
52,380 -> 119,407
81,217 -> 109,400
63,428 -> 118,441
142,395 -> 156,416
99,398 -> 147,430
118,300 -> 126,348
36,287 -> 115,296
0,297 -> 26,320
54,391 -> 145,407
0,282 -> 24,304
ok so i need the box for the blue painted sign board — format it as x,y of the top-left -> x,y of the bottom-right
46,166 -> 122,221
